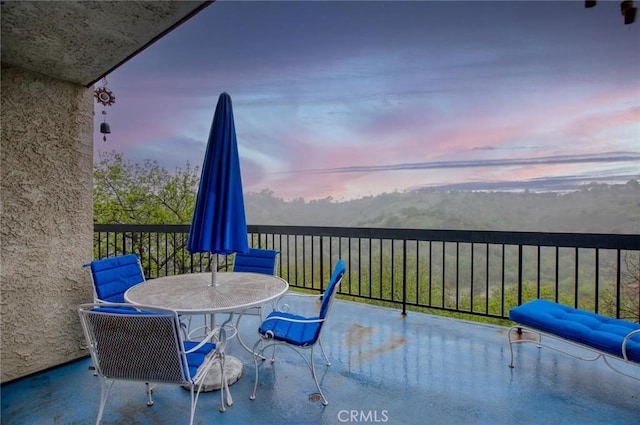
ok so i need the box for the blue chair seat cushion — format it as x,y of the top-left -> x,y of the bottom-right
509,299 -> 640,363
183,341 -> 216,378
258,311 -> 322,346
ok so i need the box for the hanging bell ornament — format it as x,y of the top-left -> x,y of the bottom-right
94,80 -> 116,142
621,1 -> 637,24
100,110 -> 111,142
100,121 -> 111,134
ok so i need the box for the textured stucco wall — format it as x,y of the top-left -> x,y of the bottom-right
1,66 -> 94,382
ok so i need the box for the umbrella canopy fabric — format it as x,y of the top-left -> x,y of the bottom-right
187,92 -> 249,257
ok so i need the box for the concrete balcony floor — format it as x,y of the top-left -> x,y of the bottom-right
2,297 -> 639,425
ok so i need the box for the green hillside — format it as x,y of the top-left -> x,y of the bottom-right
245,180 -> 640,234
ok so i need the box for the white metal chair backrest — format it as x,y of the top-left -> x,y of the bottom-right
79,305 -> 190,384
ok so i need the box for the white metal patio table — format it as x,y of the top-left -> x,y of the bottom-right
124,272 -> 289,396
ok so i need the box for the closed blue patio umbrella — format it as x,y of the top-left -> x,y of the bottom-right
188,92 -> 249,285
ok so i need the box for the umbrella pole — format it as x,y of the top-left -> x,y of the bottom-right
210,255 -> 218,287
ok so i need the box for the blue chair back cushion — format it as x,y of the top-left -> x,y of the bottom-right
259,311 -> 322,346
88,254 -> 145,303
319,259 -> 346,319
509,299 -> 640,363
233,248 -> 279,275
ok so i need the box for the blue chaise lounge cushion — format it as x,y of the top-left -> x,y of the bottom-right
509,299 -> 640,363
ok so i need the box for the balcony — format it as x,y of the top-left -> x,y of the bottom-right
2,296 -> 639,424
2,224 -> 638,424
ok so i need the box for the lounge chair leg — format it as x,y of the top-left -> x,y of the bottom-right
507,327 -> 516,368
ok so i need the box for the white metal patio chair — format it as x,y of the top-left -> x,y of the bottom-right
78,302 -> 230,425
84,254 -> 191,336
188,248 -> 280,343
250,259 -> 346,405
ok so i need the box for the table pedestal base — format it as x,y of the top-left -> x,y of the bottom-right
183,356 -> 244,392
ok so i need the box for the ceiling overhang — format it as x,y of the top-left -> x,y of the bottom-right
1,1 -> 213,87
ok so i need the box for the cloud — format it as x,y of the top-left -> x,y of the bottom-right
98,1 -> 640,201
410,173 -> 640,193
287,152 -> 640,175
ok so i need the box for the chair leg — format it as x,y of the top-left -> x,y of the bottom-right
96,379 -> 115,425
221,354 -> 233,409
250,341 -> 329,405
250,338 -> 262,401
318,337 -> 331,366
188,386 -> 197,425
145,382 -> 155,406
309,347 -> 329,406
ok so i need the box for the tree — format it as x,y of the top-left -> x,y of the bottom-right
93,151 -> 202,275
94,151 -> 199,224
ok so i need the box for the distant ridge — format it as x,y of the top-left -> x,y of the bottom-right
245,179 -> 640,234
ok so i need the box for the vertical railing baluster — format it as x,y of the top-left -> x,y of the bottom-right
416,241 -> 421,309
358,238 -> 362,297
555,247 -> 560,303
469,242 -> 473,312
594,248 -> 600,314
616,249 -> 622,319
517,244 -> 523,306
485,243 -> 489,315
319,236 -> 324,291
501,243 -> 505,316
574,247 -> 579,308
402,239 -> 407,316
455,242 -> 460,311
441,241 -> 445,309
537,245 -> 541,299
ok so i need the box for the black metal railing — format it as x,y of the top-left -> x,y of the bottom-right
94,224 -> 640,323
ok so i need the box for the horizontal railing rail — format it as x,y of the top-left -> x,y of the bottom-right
94,224 -> 640,323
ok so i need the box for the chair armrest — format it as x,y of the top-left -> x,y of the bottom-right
185,326 -> 227,354
622,329 -> 640,361
280,292 -> 323,300
274,291 -> 323,313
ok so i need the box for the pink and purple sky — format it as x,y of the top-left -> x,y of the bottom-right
95,1 -> 640,201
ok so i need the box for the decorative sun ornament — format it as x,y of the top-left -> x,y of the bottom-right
94,86 -> 116,106
94,78 -> 116,141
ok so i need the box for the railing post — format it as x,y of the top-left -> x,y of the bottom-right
517,244 -> 523,306
402,240 -> 407,316
320,236 -> 324,291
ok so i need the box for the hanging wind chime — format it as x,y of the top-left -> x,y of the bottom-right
94,77 -> 116,142
585,1 -> 637,25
